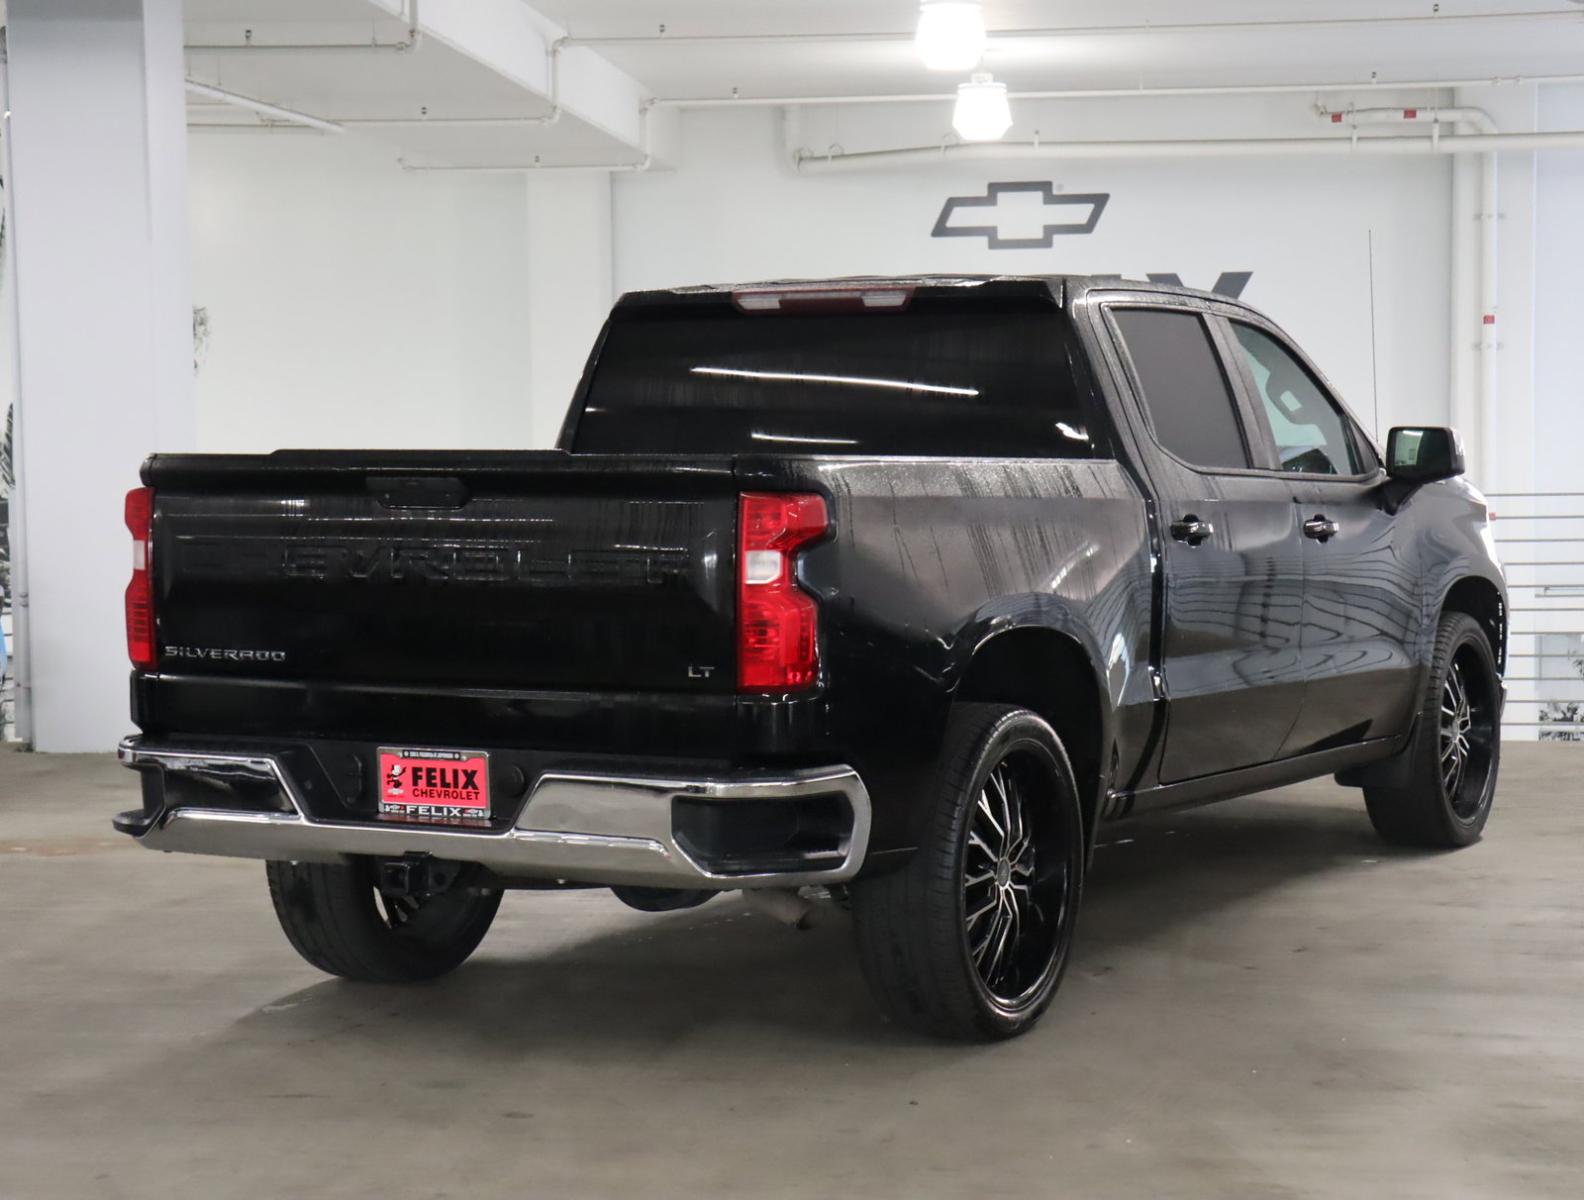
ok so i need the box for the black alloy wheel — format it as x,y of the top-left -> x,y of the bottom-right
962,752 -> 1074,1006
1364,610 -> 1501,849
1439,649 -> 1497,819
853,703 -> 1085,1040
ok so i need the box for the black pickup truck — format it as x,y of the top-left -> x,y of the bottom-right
115,275 -> 1506,1040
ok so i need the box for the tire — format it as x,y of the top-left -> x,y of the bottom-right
610,885 -> 714,913
265,858 -> 502,982
1364,611 -> 1501,849
851,703 -> 1085,1041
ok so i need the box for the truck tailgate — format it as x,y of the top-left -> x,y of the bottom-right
144,451 -> 739,694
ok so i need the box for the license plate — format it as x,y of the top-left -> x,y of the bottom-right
377,747 -> 490,824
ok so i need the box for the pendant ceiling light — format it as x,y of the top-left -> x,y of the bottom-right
915,1 -> 987,72
952,73 -> 1012,141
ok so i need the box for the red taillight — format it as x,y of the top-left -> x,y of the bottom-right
125,486 -> 156,670
737,492 -> 828,692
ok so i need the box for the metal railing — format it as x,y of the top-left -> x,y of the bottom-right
1487,491 -> 1584,741
0,612 -> 11,743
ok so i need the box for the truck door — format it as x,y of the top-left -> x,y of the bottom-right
1106,304 -> 1306,782
1220,318 -> 1421,753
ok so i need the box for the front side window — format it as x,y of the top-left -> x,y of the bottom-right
1112,308 -> 1250,470
1231,323 -> 1361,476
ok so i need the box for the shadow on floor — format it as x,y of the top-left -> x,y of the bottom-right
228,787 -> 1408,1054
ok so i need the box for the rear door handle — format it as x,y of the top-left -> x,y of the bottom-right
1169,515 -> 1214,545
1303,515 -> 1340,541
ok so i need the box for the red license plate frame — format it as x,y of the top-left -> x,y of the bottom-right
377,747 -> 491,824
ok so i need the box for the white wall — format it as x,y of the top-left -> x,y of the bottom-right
613,102 -> 1454,446
188,97 -> 1469,465
189,134 -> 535,452
525,175 -> 612,448
11,72 -> 1574,749
1535,84 -> 1584,495
5,0 -> 194,751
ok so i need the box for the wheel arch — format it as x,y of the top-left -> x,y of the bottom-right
1339,572 -> 1507,793
953,622 -> 1110,854
1439,574 -> 1507,675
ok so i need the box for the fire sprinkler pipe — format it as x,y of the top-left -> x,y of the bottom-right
653,71 -> 1584,109
184,80 -> 345,134
790,129 -> 1584,171
1321,106 -> 1500,483
564,8 -> 1584,48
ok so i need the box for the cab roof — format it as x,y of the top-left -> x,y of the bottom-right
614,273 -> 1238,311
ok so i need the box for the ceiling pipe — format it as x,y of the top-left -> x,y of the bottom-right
564,7 -> 1584,47
396,157 -> 653,174
185,0 -> 422,54
1321,105 -> 1501,484
183,80 -> 345,134
186,124 -> 329,135
651,71 -> 1584,109
337,113 -> 558,128
1325,105 -> 1497,135
791,129 -> 1584,171
339,37 -> 566,129
394,104 -> 652,174
188,24 -> 564,135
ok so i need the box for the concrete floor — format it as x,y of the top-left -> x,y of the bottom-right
1,745 -> 1581,1199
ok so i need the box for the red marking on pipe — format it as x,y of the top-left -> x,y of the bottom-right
1330,112 -> 1343,123
1483,314 -> 1496,325
1404,107 -> 1418,119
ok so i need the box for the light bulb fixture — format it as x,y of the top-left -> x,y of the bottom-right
952,73 -> 1012,142
915,1 -> 987,72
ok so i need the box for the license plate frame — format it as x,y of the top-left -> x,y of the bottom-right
376,746 -> 491,825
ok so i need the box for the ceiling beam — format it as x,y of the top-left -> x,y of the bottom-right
363,0 -> 664,157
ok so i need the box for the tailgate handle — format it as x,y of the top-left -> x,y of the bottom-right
369,476 -> 470,509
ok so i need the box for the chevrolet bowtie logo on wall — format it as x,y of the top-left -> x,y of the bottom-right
931,181 -> 1254,299
932,182 -> 1109,249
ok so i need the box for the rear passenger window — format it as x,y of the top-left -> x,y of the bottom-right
1112,309 -> 1251,470
1230,323 -> 1362,476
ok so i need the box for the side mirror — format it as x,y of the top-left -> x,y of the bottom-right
1386,426 -> 1465,484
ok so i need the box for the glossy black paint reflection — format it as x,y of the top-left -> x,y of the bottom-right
131,275 -> 1507,870
148,458 -> 739,695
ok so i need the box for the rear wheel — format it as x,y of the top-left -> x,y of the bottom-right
851,704 -> 1084,1041
265,858 -> 501,982
1364,611 -> 1501,848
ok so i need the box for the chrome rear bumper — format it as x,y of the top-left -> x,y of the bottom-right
116,737 -> 870,890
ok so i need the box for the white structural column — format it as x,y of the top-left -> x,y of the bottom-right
525,175 -> 613,447
1466,85 -> 1539,498
5,0 -> 195,751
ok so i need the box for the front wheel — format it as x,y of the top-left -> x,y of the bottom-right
851,704 -> 1085,1041
1364,611 -> 1502,848
265,858 -> 502,982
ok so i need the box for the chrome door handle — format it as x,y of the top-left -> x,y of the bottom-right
1303,515 -> 1340,541
1169,515 -> 1214,545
